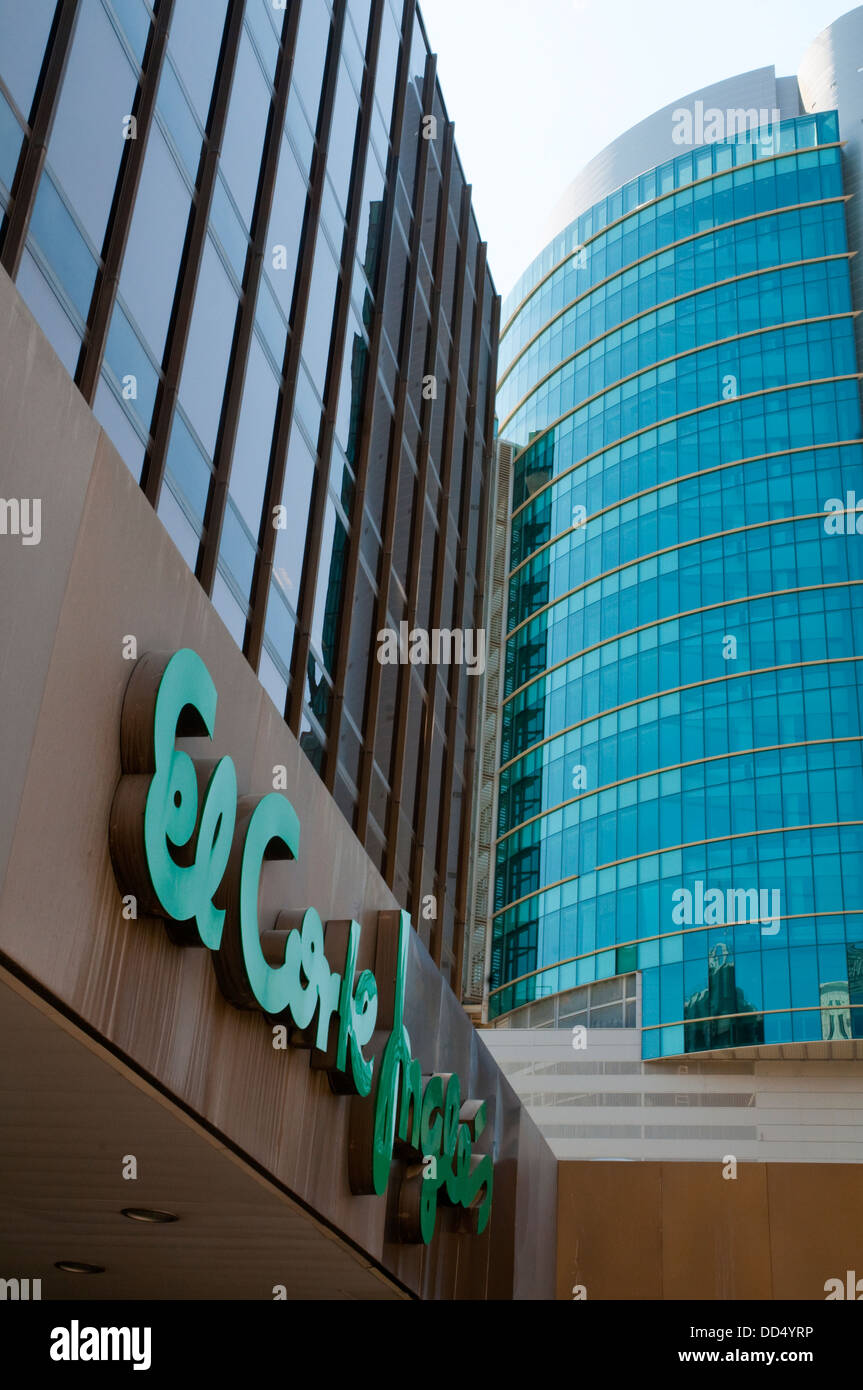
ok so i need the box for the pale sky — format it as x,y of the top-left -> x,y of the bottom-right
419,0 -> 856,297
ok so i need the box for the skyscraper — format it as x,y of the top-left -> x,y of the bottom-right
477,16 -> 863,1196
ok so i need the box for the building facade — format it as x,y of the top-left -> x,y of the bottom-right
475,11 -> 863,1201
0,0 -> 498,990
0,0 -> 558,1301
490,99 -> 863,1053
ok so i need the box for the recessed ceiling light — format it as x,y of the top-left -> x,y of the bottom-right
120,1207 -> 179,1224
54,1261 -> 105,1274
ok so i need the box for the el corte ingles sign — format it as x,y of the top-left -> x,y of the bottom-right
108,649 -> 493,1244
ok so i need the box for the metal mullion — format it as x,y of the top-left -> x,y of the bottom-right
285,0 -> 386,745
416,181 -> 471,966
77,0 -> 176,405
141,0 -> 247,507
451,251 -> 499,993
357,48 -> 436,880
394,119 -> 455,917
322,0 -> 416,803
1,0 -> 81,279
242,0 -> 348,717
197,1 -> 302,601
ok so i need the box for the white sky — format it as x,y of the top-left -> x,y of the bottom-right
418,0 -> 856,297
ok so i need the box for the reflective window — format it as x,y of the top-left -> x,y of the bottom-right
369,5 -> 399,163
27,170 -> 97,318
219,498 -> 257,595
219,28 -> 270,228
155,55 -> 204,182
167,0 -> 228,127
47,0 -> 139,249
292,0 -> 331,132
264,581 -> 296,679
117,122 -> 191,360
326,60 -> 359,216
210,173 -> 250,283
157,477 -> 202,569
16,245 -> 82,373
259,642 -> 289,713
265,133 -> 308,322
254,273 -> 288,367
356,146 -> 386,290
311,495 -> 348,676
273,423 -> 315,603
245,0 -> 281,78
164,406 -> 213,525
94,374 -> 147,478
212,569 -> 248,647
178,236 -> 238,458
103,301 -> 160,433
285,83 -> 315,177
301,231 -> 340,388
109,0 -> 152,62
0,0 -> 56,119
0,87 -> 22,191
228,332 -> 279,534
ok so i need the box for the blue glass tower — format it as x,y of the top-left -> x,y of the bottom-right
490,107 -> 863,1059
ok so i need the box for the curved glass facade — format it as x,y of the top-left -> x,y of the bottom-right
490,111 -> 863,1058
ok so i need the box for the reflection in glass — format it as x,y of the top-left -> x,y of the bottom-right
683,943 -> 765,1050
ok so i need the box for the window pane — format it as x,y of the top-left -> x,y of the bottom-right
109,0 -> 152,62
118,122 -> 191,360
302,231 -> 339,387
220,498 -> 257,594
47,0 -> 139,249
228,332 -> 279,534
15,246 -> 82,374
212,569 -> 248,647
326,60 -> 359,216
210,173 -> 249,283
28,171 -> 97,317
103,302 -> 160,432
272,423 -> 315,602
167,0 -> 228,126
164,408 -> 213,523
292,0 -> 331,131
311,496 -> 348,673
264,582 -> 296,677
94,374 -> 147,479
0,0 -> 56,119
178,236 -> 237,457
155,55 -> 204,182
245,0 -> 280,78
265,133 -> 307,321
219,28 -> 269,228
0,87 -> 23,191
157,478 -> 202,570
